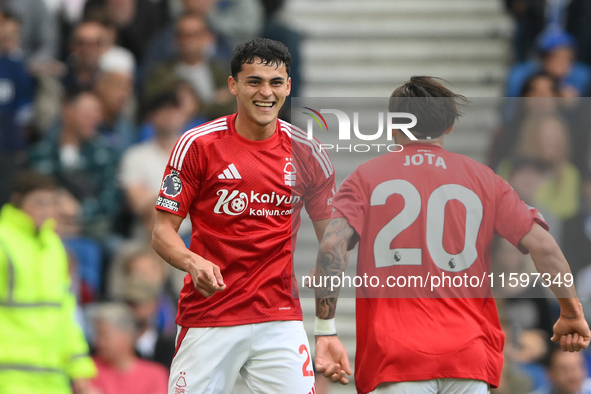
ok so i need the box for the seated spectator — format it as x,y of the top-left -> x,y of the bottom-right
497,318 -> 537,393
507,157 -> 563,241
63,20 -> 109,91
0,11 -> 35,205
0,0 -> 62,71
496,356 -> 534,394
144,0 -> 263,61
137,80 -> 207,142
54,189 -> 104,303
28,89 -> 120,239
107,244 -> 181,331
143,12 -> 234,120
94,49 -> 136,152
530,345 -> 591,394
119,90 -> 192,241
175,79 -> 208,129
207,0 -> 264,49
506,29 -> 591,97
123,278 -> 176,369
490,72 -> 561,170
37,19 -> 108,136
498,113 -> 581,220
90,302 -> 169,394
140,0 -> 238,79
506,0 -> 591,67
83,0 -> 169,63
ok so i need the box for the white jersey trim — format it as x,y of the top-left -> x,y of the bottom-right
170,118 -> 228,170
279,120 -> 333,179
281,126 -> 333,179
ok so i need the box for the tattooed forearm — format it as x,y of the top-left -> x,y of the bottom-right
315,218 -> 356,319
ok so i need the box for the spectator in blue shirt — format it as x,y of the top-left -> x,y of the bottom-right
530,345 -> 591,394
0,11 -> 35,206
506,29 -> 591,97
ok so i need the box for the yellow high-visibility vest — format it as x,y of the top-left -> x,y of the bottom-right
0,204 -> 96,394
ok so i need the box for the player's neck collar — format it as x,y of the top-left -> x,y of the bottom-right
404,141 -> 444,150
229,114 -> 280,151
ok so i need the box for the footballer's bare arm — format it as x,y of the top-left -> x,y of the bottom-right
312,218 -> 331,243
152,210 -> 226,297
315,217 -> 357,319
520,223 -> 590,351
314,217 -> 355,385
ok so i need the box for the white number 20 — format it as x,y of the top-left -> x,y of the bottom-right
370,180 -> 483,272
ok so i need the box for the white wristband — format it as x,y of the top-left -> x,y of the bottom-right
314,317 -> 336,336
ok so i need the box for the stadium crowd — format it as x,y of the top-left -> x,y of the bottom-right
1,0 -> 591,393
494,2 -> 591,393
0,0 -> 302,393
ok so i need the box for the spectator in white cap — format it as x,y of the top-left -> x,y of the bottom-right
94,47 -> 136,152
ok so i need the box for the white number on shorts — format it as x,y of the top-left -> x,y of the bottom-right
370,181 -> 483,272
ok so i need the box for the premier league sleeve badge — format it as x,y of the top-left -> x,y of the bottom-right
161,170 -> 183,197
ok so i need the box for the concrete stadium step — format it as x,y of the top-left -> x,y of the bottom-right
289,17 -> 511,40
302,84 -> 505,97
287,0 -> 505,15
304,39 -> 509,63
304,63 -> 506,85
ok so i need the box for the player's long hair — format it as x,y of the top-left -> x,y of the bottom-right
389,76 -> 468,140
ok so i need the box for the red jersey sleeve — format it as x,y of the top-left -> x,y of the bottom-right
304,155 -> 337,221
155,142 -> 200,218
331,170 -> 367,239
494,174 -> 549,253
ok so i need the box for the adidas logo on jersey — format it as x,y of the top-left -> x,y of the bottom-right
218,164 -> 242,180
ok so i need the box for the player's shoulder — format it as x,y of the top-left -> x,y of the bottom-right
277,119 -> 321,153
278,119 -> 334,177
442,149 -> 507,194
446,149 -> 495,173
169,116 -> 232,170
180,116 -> 232,146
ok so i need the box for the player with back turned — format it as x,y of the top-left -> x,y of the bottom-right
151,38 -> 335,393
312,77 -> 591,394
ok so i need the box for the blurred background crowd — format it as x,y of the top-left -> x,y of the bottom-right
2,0 -> 591,393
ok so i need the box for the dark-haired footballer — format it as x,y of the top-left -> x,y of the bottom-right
152,38 -> 335,393
313,77 -> 590,394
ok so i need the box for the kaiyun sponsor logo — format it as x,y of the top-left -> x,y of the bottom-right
214,189 -> 301,216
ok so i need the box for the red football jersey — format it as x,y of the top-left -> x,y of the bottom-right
332,142 -> 547,393
156,114 -> 335,327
